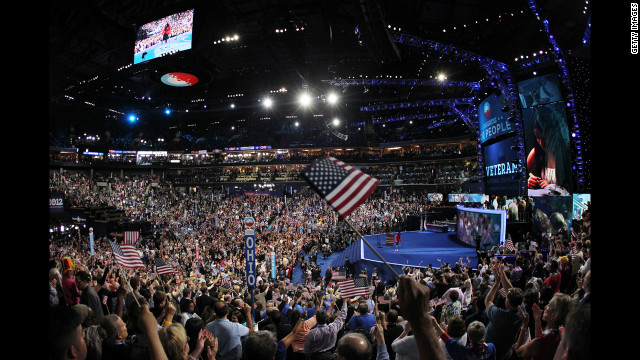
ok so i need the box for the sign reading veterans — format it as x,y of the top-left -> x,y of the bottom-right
244,229 -> 256,287
302,156 -> 381,218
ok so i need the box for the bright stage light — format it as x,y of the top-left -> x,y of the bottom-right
263,98 -> 273,108
299,93 -> 312,106
437,73 -> 447,81
327,93 -> 338,104
333,118 -> 340,126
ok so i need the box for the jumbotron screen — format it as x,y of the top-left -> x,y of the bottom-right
521,102 -> 572,196
482,137 -> 521,196
456,206 -> 506,249
478,93 -> 514,144
134,9 -> 194,65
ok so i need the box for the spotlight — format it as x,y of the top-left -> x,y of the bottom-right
299,93 -> 312,107
165,109 -> 171,115
263,98 -> 273,108
333,118 -> 340,126
327,93 -> 338,104
437,73 -> 447,81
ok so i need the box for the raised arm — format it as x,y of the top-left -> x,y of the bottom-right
397,275 -> 447,360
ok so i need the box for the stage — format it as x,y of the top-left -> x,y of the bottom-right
293,230 -> 478,284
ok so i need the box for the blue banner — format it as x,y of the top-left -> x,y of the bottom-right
271,252 -> 276,279
244,229 -> 256,287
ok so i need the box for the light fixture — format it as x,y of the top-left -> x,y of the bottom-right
299,93 -> 312,107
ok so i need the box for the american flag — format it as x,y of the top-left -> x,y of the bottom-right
337,278 -> 369,298
377,295 -> 391,304
155,257 -> 176,275
302,157 -> 381,218
498,288 -> 508,298
570,245 -> 578,259
124,231 -> 139,245
505,239 -> 515,252
221,274 -> 232,288
429,298 -> 448,309
332,270 -> 346,280
109,239 -> 144,269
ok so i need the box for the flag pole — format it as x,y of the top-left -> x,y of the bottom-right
342,218 -> 400,279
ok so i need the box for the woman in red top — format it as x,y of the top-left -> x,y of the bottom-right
514,293 -> 573,360
162,23 -> 171,42
543,260 -> 562,293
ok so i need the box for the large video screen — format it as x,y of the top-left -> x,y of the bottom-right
478,93 -> 514,144
517,73 -> 563,109
456,206 -> 506,250
134,9 -> 194,65
427,193 -> 443,202
532,196 -> 572,237
572,194 -> 591,220
448,194 -> 489,203
522,102 -> 572,195
482,136 -> 521,196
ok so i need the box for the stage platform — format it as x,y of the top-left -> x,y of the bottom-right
292,230 -> 478,284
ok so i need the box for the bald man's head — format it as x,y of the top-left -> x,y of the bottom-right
336,332 -> 372,360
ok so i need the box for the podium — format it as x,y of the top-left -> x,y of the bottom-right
386,233 -> 395,246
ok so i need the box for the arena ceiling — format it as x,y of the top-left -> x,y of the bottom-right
49,0 -> 591,145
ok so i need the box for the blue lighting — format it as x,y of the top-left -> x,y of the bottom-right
128,115 -> 137,122
165,109 -> 171,115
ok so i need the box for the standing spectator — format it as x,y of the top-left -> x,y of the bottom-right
442,291 -> 462,324
391,321 -> 419,360
483,266 -> 523,360
50,305 -> 87,360
206,301 -> 254,360
62,258 -> 81,306
437,316 -> 468,360
303,298 -> 348,359
179,298 -> 201,326
348,301 -> 376,332
76,271 -> 105,324
552,304 -> 590,360
514,293 -> 573,360
543,261 -> 562,293
50,267 -> 65,307
433,319 -> 496,360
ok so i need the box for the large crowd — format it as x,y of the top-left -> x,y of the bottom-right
49,169 -> 591,360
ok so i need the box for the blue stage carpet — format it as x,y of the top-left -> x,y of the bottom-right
292,231 -> 477,284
